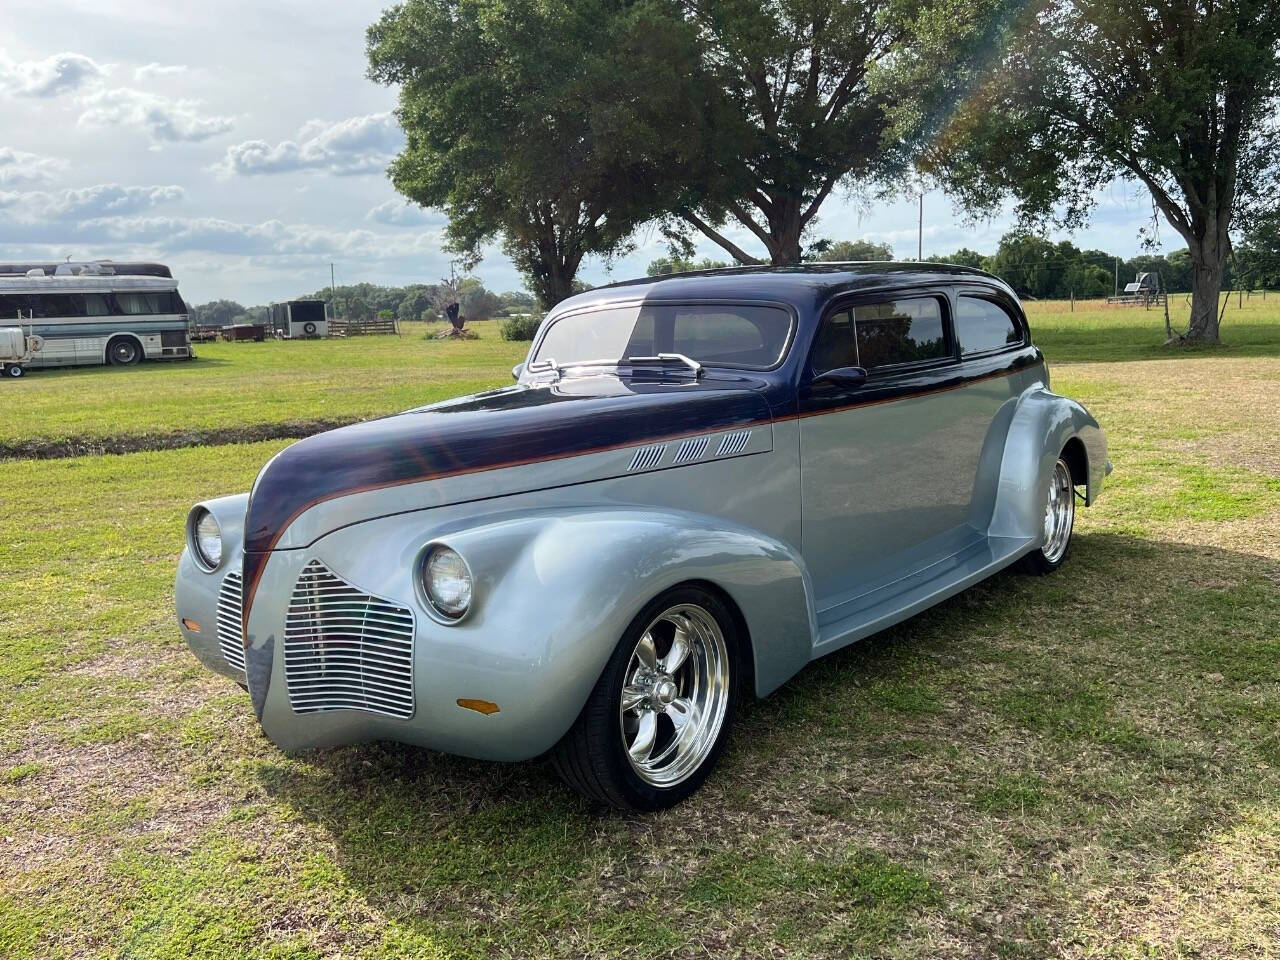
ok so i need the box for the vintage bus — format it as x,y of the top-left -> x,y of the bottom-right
0,261 -> 192,368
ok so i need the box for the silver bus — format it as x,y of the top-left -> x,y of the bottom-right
0,261 -> 192,368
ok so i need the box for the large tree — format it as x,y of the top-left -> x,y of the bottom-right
367,0 -> 703,308
932,0 -> 1280,343
667,0 -> 1002,265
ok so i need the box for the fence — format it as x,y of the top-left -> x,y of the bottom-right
329,317 -> 400,337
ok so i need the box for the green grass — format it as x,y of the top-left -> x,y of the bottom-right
2,303 -> 1279,958
0,321 -> 525,451
4,300 -> 1279,454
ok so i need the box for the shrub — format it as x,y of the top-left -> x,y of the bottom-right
498,313 -> 542,341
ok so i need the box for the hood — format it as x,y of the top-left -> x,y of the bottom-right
242,374 -> 773,557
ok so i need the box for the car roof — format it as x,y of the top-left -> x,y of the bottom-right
560,262 -> 1010,315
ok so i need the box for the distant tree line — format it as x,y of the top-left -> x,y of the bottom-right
188,280 -> 536,328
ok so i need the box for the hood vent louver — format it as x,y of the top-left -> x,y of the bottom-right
673,436 -> 710,464
717,429 -> 752,456
628,443 -> 668,472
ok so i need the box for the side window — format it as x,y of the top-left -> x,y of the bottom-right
812,298 -> 949,375
0,294 -> 28,319
955,296 -> 1023,356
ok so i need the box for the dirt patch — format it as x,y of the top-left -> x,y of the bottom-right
0,418 -> 359,461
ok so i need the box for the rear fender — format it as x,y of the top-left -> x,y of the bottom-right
989,387 -> 1107,542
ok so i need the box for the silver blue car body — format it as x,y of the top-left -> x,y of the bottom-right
176,264 -> 1107,768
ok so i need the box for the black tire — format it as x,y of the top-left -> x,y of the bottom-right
5,364 -> 24,378
552,584 -> 741,811
1019,454 -> 1076,575
303,321 -> 318,336
107,337 -> 142,366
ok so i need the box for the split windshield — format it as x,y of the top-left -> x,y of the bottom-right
532,302 -> 793,371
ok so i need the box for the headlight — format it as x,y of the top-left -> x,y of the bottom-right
422,545 -> 472,621
192,508 -> 223,570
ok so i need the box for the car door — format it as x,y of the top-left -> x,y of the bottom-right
798,290 -> 995,612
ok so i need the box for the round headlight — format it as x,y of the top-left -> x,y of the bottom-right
423,545 -> 472,621
192,509 -> 223,570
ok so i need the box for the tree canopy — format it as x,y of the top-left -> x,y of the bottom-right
665,0 -> 1007,265
931,0 -> 1280,342
814,239 -> 894,262
367,0 -> 705,309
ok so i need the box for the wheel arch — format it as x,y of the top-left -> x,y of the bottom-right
104,332 -> 145,364
988,386 -> 1107,543
674,577 -> 757,702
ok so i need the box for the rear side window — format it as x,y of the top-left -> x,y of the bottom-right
812,297 -> 948,375
955,296 -> 1023,356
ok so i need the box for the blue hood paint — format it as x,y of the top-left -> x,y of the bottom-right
243,375 -> 774,558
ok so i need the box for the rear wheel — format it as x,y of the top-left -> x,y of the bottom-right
5,364 -> 24,378
1020,456 -> 1076,574
107,337 -> 142,366
553,585 -> 740,810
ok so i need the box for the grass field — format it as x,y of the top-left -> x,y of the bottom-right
2,299 -> 1278,958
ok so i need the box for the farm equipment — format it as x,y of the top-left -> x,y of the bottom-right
0,326 -> 43,378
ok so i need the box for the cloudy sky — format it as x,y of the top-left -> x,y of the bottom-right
0,0 -> 1167,306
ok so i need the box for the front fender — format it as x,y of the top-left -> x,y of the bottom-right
174,493 -> 248,680
989,387 -> 1107,542
256,506 -> 815,760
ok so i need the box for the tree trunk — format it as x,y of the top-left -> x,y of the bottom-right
766,198 -> 803,265
1185,234 -> 1226,344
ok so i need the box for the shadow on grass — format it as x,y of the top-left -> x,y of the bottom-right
254,532 -> 1280,953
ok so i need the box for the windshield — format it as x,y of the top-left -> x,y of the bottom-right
532,302 -> 793,370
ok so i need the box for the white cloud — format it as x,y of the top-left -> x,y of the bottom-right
0,147 -> 68,186
134,63 -> 188,82
77,87 -> 233,143
2,183 -> 184,220
365,199 -> 436,226
0,51 -> 106,97
216,112 -> 403,177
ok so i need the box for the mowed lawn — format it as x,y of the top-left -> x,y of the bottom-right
0,321 -> 525,454
2,301 -> 1279,958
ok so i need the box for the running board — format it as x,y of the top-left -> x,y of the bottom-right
810,535 -> 1036,659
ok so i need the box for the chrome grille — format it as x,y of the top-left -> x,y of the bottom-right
628,443 -> 667,471
717,429 -> 752,456
283,560 -> 415,719
216,570 -> 245,674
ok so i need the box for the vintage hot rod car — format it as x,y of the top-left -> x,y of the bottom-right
176,264 -> 1108,810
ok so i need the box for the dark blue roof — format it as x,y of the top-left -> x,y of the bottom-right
560,262 -> 1011,317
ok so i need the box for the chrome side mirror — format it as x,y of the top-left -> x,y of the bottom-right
511,362 -> 526,381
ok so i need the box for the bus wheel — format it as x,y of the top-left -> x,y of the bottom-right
5,364 -> 24,378
108,337 -> 142,366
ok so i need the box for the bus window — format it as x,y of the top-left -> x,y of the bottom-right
84,294 -> 112,316
115,291 -> 182,314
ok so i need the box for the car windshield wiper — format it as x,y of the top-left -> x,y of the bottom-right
624,353 -> 703,377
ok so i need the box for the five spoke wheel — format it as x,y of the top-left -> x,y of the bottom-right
619,604 -> 730,789
553,586 -> 739,810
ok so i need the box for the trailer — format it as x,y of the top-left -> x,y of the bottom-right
1,326 -> 42,378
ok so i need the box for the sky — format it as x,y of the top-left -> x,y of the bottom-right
0,0 -> 1173,306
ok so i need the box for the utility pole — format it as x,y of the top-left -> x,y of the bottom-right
1114,257 -> 1119,298
329,262 -> 338,320
917,191 -> 923,261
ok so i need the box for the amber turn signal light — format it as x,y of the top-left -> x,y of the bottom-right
181,618 -> 202,633
456,698 -> 500,716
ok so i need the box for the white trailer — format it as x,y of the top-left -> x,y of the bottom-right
0,326 -> 42,378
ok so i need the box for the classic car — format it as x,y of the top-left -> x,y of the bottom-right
176,263 -> 1109,810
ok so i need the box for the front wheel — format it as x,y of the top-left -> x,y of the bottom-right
5,364 -> 24,378
552,586 -> 740,810
1020,455 -> 1076,574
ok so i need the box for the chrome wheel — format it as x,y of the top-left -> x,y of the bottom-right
618,603 -> 730,788
1041,458 -> 1075,564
